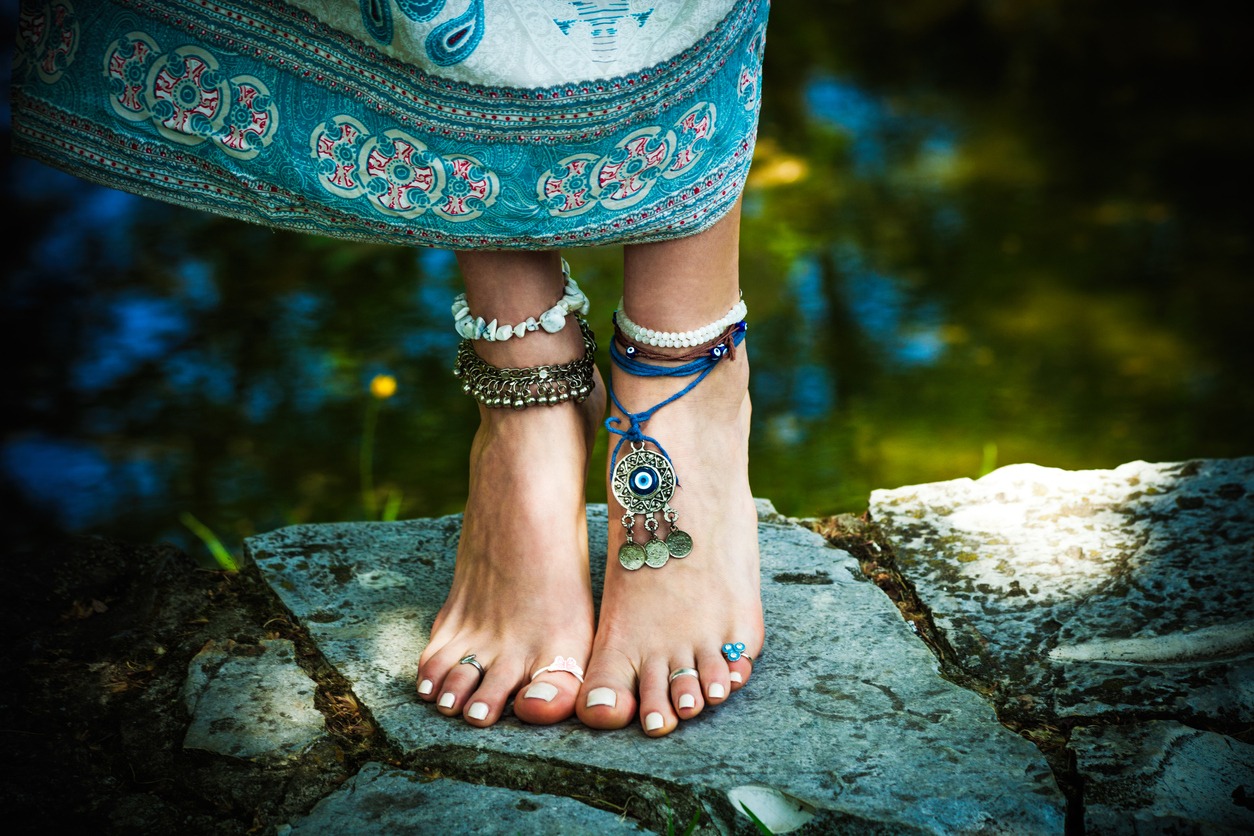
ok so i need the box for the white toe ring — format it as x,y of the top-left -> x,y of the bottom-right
530,655 -> 585,684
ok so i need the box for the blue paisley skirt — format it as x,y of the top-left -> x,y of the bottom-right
11,0 -> 768,249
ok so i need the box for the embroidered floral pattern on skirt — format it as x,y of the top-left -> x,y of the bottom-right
11,0 -> 769,249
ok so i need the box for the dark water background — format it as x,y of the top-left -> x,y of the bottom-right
4,2 -> 1251,566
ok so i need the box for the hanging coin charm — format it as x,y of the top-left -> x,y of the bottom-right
663,508 -> 693,558
618,512 -> 646,570
666,528 -> 693,558
643,516 -> 669,568
619,542 -> 647,570
644,539 -> 670,567
612,444 -> 684,570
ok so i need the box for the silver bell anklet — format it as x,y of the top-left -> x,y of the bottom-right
606,311 -> 748,570
453,316 -> 597,409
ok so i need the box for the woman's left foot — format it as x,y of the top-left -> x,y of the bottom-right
576,347 -> 763,736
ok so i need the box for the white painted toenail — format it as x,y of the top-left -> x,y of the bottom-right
467,702 -> 489,720
678,694 -> 696,710
729,672 -> 743,683
709,683 -> 726,699
524,682 -> 559,702
438,692 -> 455,708
418,679 -> 434,695
645,712 -> 664,731
586,687 -> 617,708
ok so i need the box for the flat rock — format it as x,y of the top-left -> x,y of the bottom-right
1071,720 -> 1254,834
182,638 -> 325,761
247,503 -> 1064,834
869,458 -> 1254,722
278,761 -> 649,835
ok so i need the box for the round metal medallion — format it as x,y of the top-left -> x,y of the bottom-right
644,538 -> 671,568
612,448 -> 675,515
666,529 -> 693,558
618,542 -> 646,571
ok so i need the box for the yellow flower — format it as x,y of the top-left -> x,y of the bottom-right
370,374 -> 397,399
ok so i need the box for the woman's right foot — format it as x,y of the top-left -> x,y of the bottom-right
415,320 -> 606,727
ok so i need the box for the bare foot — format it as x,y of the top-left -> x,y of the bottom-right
416,328 -> 605,727
577,347 -> 763,736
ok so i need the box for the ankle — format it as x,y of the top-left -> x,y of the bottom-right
471,320 -> 589,367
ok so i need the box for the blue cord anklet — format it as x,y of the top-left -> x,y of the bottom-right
607,320 -> 747,570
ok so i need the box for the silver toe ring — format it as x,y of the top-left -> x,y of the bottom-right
459,654 -> 486,677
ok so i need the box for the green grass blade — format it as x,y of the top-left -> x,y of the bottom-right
179,512 -> 239,572
381,489 -> 403,522
740,801 -> 774,835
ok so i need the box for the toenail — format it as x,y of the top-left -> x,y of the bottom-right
708,683 -> 726,699
729,672 -> 743,684
467,702 -> 489,720
524,682 -> 559,702
418,679 -> 434,695
645,711 -> 664,731
678,694 -> 696,710
438,692 -> 456,708
586,687 -> 617,708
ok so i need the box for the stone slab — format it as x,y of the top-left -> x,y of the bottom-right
1071,721 -> 1254,835
278,761 -> 649,835
869,458 -> 1254,722
182,638 -> 325,762
247,504 -> 1064,834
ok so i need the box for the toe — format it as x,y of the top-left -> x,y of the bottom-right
513,674 -> 580,725
668,662 -> 704,718
435,660 -> 483,716
726,638 -> 763,691
638,657 -> 678,737
416,643 -> 464,703
514,657 -> 583,726
727,655 -> 754,691
513,652 -> 587,725
697,648 -> 731,705
416,674 -> 436,699
576,649 -> 637,730
462,660 -> 521,727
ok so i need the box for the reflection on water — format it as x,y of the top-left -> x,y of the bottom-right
4,3 -> 1251,563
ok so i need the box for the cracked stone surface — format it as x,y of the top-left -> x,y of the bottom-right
182,638 -> 325,762
247,502 -> 1064,834
278,761 -> 649,834
869,458 -> 1254,723
1071,720 -> 1254,834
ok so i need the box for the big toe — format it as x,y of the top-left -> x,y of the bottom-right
513,676 -> 580,725
575,653 -> 637,730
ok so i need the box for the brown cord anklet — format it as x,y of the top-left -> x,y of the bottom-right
612,321 -> 742,364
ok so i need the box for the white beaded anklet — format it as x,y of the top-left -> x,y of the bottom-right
453,258 -> 590,341
613,292 -> 747,348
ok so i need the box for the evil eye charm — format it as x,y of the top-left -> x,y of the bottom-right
629,464 -> 661,497
625,345 -> 637,357
736,320 -> 747,333
721,642 -> 746,662
611,447 -> 675,514
710,344 -> 727,358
